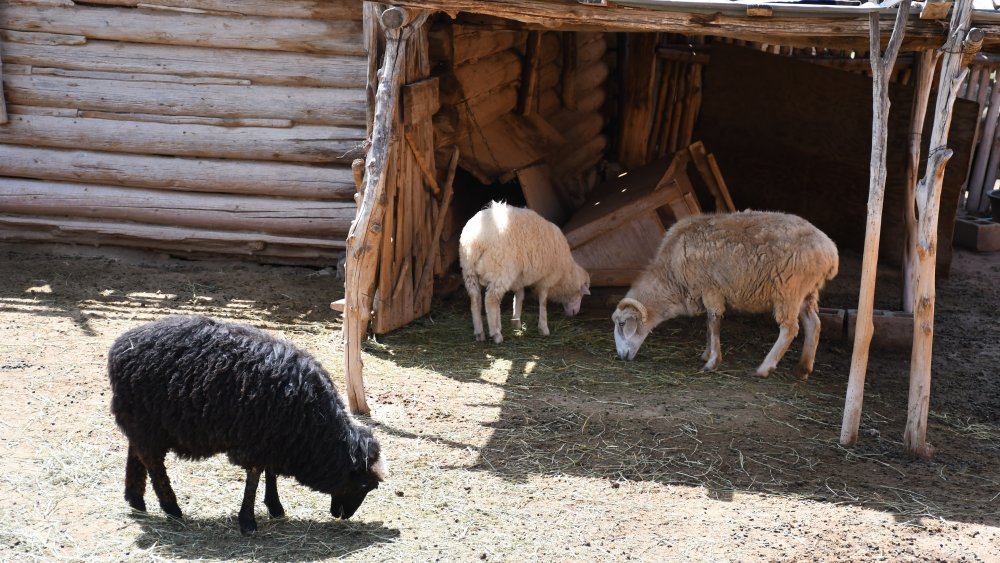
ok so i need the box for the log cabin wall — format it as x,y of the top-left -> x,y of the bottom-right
0,0 -> 367,264
424,15 -> 612,273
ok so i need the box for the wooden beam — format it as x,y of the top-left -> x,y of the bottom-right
518,31 -> 544,116
343,6 -> 428,415
617,32 -> 659,169
906,1 -> 980,459
386,0 -> 1000,49
841,0 -> 912,448
902,51 -> 939,314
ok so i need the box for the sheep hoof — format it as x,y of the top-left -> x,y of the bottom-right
266,503 -> 285,519
539,326 -> 550,336
792,366 -> 811,381
511,319 -> 522,330
125,493 -> 146,513
492,333 -> 504,344
238,516 -> 258,536
160,502 -> 183,520
701,359 -> 719,371
474,332 -> 485,342
753,369 -> 773,379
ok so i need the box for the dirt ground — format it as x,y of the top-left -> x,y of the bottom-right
0,242 -> 998,562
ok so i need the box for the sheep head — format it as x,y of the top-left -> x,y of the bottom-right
330,432 -> 387,520
559,264 -> 591,317
612,297 -> 652,361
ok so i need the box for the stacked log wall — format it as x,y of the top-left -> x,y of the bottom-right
427,18 -> 611,273
0,0 -> 367,264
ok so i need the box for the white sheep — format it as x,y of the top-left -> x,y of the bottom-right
612,210 -> 838,380
460,201 -> 591,343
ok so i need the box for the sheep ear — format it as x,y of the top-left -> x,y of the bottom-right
622,317 -> 638,339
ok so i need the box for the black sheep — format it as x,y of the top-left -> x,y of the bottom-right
107,315 -> 386,535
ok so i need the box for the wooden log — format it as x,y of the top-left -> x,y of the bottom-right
385,0 -> 1000,50
0,46 -> 7,125
966,78 -> 1000,211
519,31 -> 543,115
974,67 -> 992,108
841,0 -> 912,449
618,33 -> 659,169
364,1 -> 380,136
902,51 -> 937,316
0,2 -> 365,55
344,7 -> 428,414
0,178 -> 357,237
0,38 -> 367,88
0,145 -> 357,200
4,104 -> 75,116
561,32 -> 578,110
75,111 -> 293,129
72,0 -> 363,20
28,66 -> 253,85
0,29 -> 85,45
414,147 -> 460,301
0,214 -> 346,250
439,25 -> 527,66
0,113 -> 366,163
2,74 -> 367,126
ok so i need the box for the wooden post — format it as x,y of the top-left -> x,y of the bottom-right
966,78 -> 1000,212
0,46 -> 8,125
518,31 -> 543,116
841,0 -> 912,447
343,6 -> 426,414
906,1 -> 982,458
902,50 -> 938,314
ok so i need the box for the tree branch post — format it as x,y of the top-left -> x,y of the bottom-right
841,0 -> 912,447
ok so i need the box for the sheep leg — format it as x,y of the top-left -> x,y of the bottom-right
755,304 -> 801,377
264,469 -> 285,518
464,275 -> 485,341
537,287 -> 550,336
793,292 -> 821,381
123,443 -> 148,512
511,288 -> 524,331
702,310 -> 723,370
485,285 -> 506,344
142,450 -> 182,519
239,467 -> 262,536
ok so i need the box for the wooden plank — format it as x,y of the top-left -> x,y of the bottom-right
386,0 -> 1000,50
2,74 -> 367,126
517,164 -> 567,225
563,156 -> 688,248
0,145 -> 357,200
519,30 -> 543,115
617,33 -> 659,169
0,113 -> 366,163
402,77 -> 440,126
0,2 -> 365,55
74,0 -> 364,19
688,141 -> 731,212
0,38 -> 367,88
0,178 -> 357,237
705,154 -> 737,212
0,29 -> 85,45
571,210 -> 664,271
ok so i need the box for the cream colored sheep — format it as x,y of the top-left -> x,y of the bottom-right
612,211 -> 838,380
460,201 -> 591,343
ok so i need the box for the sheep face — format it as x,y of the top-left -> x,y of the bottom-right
559,266 -> 591,317
612,301 -> 653,361
330,452 -> 386,519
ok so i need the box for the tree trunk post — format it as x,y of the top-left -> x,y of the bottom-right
841,0 -> 912,447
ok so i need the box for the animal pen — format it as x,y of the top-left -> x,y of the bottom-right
0,0 -> 998,458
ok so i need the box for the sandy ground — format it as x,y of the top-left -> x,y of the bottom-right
0,243 -> 997,562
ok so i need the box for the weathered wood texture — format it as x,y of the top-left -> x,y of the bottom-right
0,145 -> 356,200
0,2 -> 365,54
0,178 -> 357,237
906,0 -> 980,459
0,45 -> 7,124
0,0 -> 368,264
697,45 -> 978,274
387,0 -> 1000,49
842,0 -> 912,449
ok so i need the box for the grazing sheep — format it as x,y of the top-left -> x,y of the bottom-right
460,201 -> 591,343
612,211 -> 838,380
107,315 -> 387,535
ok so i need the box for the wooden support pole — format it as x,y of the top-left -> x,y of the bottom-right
343,6 -> 426,415
906,3 -> 981,458
414,147 -> 460,301
966,76 -> 1000,212
902,50 -> 938,314
518,31 -> 543,116
0,47 -> 8,125
841,0 -> 911,447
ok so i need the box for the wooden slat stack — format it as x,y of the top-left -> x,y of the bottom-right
0,0 -> 368,264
